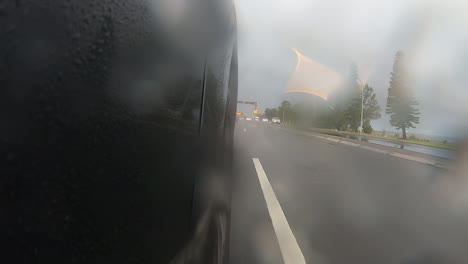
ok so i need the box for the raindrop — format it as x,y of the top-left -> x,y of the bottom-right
0,2 -> 7,16
6,24 -> 16,33
6,153 -> 15,161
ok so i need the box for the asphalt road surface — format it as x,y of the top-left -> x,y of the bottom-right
229,121 -> 468,264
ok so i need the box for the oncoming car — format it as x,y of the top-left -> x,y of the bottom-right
262,118 -> 269,122
1,1 -> 237,263
246,117 -> 252,121
272,117 -> 281,124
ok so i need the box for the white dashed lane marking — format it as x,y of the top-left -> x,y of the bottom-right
252,158 -> 306,264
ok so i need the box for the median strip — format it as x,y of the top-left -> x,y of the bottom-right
298,130 -> 452,170
278,126 -> 453,170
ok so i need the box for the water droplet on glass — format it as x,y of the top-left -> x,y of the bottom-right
6,24 -> 16,33
6,153 -> 15,161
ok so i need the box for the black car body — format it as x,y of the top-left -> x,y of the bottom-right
1,0 -> 237,263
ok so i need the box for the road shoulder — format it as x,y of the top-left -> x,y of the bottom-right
280,126 -> 454,171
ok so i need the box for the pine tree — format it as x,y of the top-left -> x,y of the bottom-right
361,84 -> 382,133
386,51 -> 420,139
332,63 -> 360,131
344,96 -> 362,132
343,63 -> 359,105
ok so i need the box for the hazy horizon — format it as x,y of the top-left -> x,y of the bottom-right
235,0 -> 468,138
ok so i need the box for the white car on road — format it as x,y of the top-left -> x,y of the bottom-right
246,117 -> 252,121
262,118 -> 269,122
272,117 -> 281,124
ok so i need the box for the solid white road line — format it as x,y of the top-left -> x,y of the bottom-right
252,158 -> 306,264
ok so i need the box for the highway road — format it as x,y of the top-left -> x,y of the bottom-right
229,121 -> 468,264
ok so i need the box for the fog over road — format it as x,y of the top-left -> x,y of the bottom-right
229,121 -> 468,264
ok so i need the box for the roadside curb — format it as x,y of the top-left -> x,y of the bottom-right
279,127 -> 454,171
309,129 -> 455,151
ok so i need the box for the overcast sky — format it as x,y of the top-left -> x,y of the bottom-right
235,0 -> 468,137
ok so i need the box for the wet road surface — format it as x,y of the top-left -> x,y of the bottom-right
229,121 -> 468,264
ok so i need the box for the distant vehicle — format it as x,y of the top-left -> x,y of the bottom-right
262,118 -> 269,122
246,117 -> 252,121
239,117 -> 245,120
255,116 -> 259,121
272,117 -> 281,124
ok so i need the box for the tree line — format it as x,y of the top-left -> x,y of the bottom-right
263,51 -> 420,139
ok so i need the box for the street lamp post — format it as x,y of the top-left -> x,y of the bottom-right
282,108 -> 285,124
356,78 -> 364,134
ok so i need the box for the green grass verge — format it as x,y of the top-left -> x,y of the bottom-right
310,128 -> 456,150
